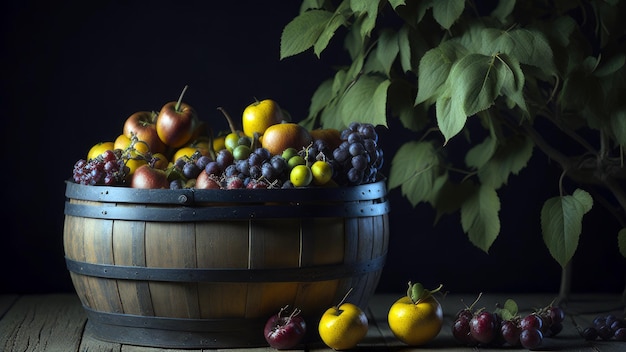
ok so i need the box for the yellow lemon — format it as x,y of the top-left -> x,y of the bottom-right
87,141 -> 114,160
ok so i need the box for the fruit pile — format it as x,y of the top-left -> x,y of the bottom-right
581,314 -> 626,341
71,87 -> 384,189
452,295 -> 566,350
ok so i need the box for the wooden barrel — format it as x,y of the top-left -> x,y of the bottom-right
63,179 -> 390,348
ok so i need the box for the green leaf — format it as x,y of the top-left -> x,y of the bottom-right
344,13 -> 366,60
503,298 -> 519,316
594,53 -> 626,77
461,184 -> 501,252
449,53 -> 503,117
375,29 -> 400,76
306,78 -> 334,121
435,93 -> 466,143
300,0 -> 326,12
388,141 -> 439,206
350,0 -> 381,39
496,298 -> 519,321
466,135 -> 497,169
397,25 -> 430,74
429,176 -> 475,222
432,0 -> 465,30
496,53 -> 528,115
610,108 -> 626,147
489,28 -> 556,75
618,228 -> 626,258
280,10 -> 334,59
388,0 -> 406,9
541,189 -> 593,268
491,0 -> 516,23
314,11 -> 348,57
415,41 -> 466,106
338,75 -> 390,127
477,134 -> 534,189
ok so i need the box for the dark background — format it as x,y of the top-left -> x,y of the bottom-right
2,1 -> 624,296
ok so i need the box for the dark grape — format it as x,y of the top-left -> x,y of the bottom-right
224,164 -> 239,178
470,311 -> 496,344
270,155 -> 287,175
216,149 -> 234,169
452,317 -> 477,345
456,309 -> 474,321
248,152 -> 264,167
170,179 -> 184,189
598,325 -> 613,340
205,161 -> 221,176
196,155 -> 211,170
333,148 -> 350,163
501,320 -> 521,346
520,314 -> 543,331
235,159 -> 250,176
261,162 -> 276,180
174,157 -> 187,169
348,142 -> 365,156
347,131 -> 363,144
351,154 -> 368,171
582,327 -> 598,340
183,162 -> 201,179
549,306 -> 565,324
615,327 -> 626,341
520,328 -> 543,349
249,165 -> 262,179
254,147 -> 271,161
347,168 -> 363,184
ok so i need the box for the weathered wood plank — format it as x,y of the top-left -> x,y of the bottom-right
0,294 -> 86,351
0,294 -> 19,317
368,293 -> 626,351
1,293 -> 624,351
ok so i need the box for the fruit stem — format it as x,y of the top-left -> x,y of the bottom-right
175,85 -> 189,112
336,287 -> 354,309
217,107 -> 239,134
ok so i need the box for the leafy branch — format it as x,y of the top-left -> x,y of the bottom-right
280,0 -> 626,293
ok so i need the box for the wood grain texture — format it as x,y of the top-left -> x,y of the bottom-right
0,294 -> 86,352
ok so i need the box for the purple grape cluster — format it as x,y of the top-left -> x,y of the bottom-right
197,147 -> 289,190
452,302 -> 565,350
330,122 -> 383,185
72,150 -> 129,186
582,314 -> 626,341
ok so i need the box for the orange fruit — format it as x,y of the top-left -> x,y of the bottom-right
242,99 -> 284,138
114,134 -> 131,151
213,134 -> 226,153
151,152 -> 169,170
261,123 -> 312,156
172,146 -> 198,163
310,128 -> 342,151
87,141 -> 114,160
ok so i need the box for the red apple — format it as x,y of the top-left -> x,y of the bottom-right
156,85 -> 198,148
123,111 -> 166,154
194,170 -> 221,189
131,164 -> 169,189
264,305 -> 307,349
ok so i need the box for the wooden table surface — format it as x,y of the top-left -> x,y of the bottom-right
1,292 -> 624,351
